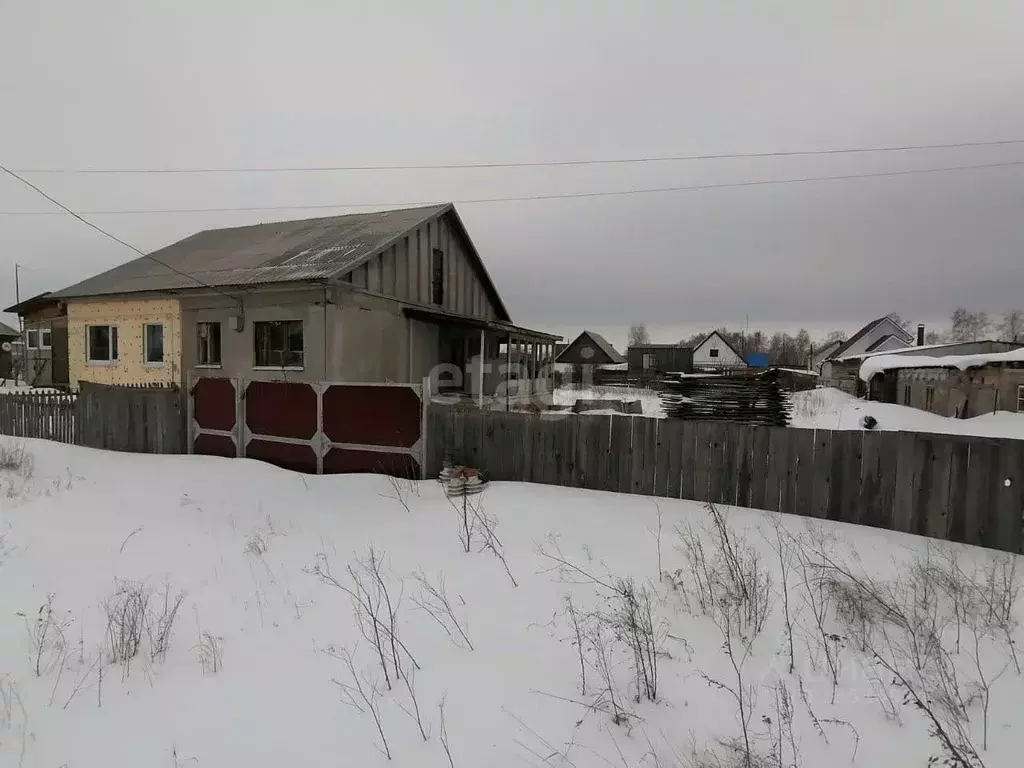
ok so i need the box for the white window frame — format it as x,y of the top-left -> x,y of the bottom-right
144,323 -> 165,365
25,328 -> 39,350
39,326 -> 52,350
86,324 -> 118,364
196,321 -> 222,368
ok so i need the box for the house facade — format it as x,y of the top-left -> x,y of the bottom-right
627,344 -> 694,377
692,331 -> 747,371
861,346 -> 1024,417
2,293 -> 70,388
820,317 -> 915,392
51,204 -> 558,400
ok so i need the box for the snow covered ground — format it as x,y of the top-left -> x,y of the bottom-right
553,386 -> 666,417
791,387 -> 1024,439
1,437 -> 1022,767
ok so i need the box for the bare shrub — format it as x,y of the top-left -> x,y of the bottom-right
103,580 -> 150,675
328,646 -> 391,760
0,442 -> 34,500
673,504 -> 772,639
395,664 -> 429,741
537,543 -> 664,705
565,595 -> 587,694
438,696 -> 455,768
412,571 -> 473,650
20,593 -> 69,677
193,631 -> 223,675
147,583 -> 186,662
0,675 -> 28,767
698,610 -> 757,768
381,470 -> 420,514
468,499 -> 518,587
310,548 -> 419,692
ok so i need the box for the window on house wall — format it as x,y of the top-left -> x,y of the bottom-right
709,348 -> 720,358
40,327 -> 51,349
254,320 -> 304,368
25,329 -> 38,349
432,248 -> 445,306
642,353 -> 655,370
87,325 -> 118,363
903,384 -> 911,406
144,323 -> 165,364
1018,385 -> 1024,413
197,322 -> 222,366
925,387 -> 935,411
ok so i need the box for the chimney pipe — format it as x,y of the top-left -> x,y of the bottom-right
917,323 -> 925,346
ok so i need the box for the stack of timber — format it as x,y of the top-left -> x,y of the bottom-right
660,371 -> 791,425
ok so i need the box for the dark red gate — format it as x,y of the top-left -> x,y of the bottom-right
188,375 -> 425,477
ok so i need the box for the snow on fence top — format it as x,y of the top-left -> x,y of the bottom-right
859,346 -> 1024,381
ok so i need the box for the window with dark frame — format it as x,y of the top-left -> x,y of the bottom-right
197,322 -> 222,366
254,320 -> 304,368
431,248 -> 445,306
144,323 -> 165,364
709,348 -> 720,358
924,386 -> 935,411
904,384 -> 911,405
87,325 -> 118,362
1018,384 -> 1024,413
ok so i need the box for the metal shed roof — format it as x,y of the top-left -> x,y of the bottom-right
51,203 -> 467,300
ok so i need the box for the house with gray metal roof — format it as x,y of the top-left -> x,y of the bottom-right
555,330 -> 626,366
52,204 -> 559,396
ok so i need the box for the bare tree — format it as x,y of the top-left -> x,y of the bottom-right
950,308 -> 990,342
699,609 -> 756,768
998,309 -> 1024,343
628,324 -> 651,347
438,696 -> 455,768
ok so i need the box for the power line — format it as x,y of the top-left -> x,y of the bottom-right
2,157 -> 1023,217
0,164 -> 244,305
10,137 -> 1024,174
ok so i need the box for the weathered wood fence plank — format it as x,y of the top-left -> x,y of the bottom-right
425,404 -> 1024,555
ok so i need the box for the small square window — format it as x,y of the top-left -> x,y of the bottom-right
144,323 -> 164,364
254,320 -> 304,368
87,325 -> 118,363
197,322 -> 222,366
709,348 -> 720,358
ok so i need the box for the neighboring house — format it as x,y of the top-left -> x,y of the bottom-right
859,345 -> 1024,417
744,352 -> 770,369
811,339 -> 842,371
820,317 -> 914,392
627,344 -> 694,376
0,321 -> 17,381
555,331 -> 625,367
50,204 -> 559,397
3,293 -> 70,388
692,331 -> 748,371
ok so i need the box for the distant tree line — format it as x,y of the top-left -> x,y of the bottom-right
625,308 -> 1023,370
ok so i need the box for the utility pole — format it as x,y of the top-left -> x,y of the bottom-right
13,263 -> 24,384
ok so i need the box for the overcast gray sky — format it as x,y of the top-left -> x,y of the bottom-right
2,0 -> 1023,349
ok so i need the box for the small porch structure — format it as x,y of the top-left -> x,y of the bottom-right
404,307 -> 561,408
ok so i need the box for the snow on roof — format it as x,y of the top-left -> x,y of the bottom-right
859,347 -> 1024,381
835,341 -> 977,362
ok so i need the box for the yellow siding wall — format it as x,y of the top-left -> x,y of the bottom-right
68,298 -> 182,388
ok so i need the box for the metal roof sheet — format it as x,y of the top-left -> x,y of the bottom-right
52,204 -> 451,299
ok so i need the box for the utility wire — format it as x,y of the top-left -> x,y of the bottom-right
0,164 -> 244,305
10,137 -> 1024,174
2,157 -> 1023,217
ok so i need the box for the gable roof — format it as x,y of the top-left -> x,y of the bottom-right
556,330 -> 626,365
828,317 -> 913,361
51,204 -> 511,321
0,321 -> 19,337
3,291 -> 62,316
694,330 -> 746,361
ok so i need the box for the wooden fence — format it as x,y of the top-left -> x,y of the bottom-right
426,406 -> 1024,554
0,391 -> 77,443
0,383 -> 186,454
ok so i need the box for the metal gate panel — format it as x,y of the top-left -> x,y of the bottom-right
189,375 -> 240,457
